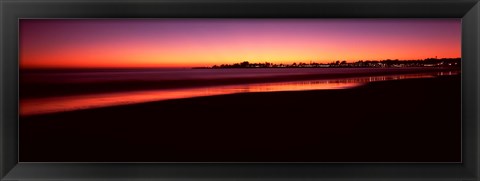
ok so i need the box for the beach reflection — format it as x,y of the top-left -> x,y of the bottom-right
20,71 -> 457,116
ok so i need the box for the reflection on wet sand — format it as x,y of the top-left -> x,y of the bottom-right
20,71 -> 458,117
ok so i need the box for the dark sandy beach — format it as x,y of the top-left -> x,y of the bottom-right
20,75 -> 461,162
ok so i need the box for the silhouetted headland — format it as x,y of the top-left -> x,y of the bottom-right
194,57 -> 460,69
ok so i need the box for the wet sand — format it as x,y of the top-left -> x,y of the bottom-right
20,75 -> 461,162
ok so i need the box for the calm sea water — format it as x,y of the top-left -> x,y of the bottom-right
19,68 -> 459,117
21,67 -> 446,84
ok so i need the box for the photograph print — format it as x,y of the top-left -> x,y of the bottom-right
19,19 -> 461,162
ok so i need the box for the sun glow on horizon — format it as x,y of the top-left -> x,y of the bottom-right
20,19 -> 461,69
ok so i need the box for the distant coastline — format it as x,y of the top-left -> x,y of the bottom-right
192,57 -> 461,69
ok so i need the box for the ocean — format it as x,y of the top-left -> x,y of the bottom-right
19,67 -> 459,116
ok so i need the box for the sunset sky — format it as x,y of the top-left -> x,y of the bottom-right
20,19 -> 461,68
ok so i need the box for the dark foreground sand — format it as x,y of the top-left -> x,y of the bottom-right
20,75 -> 461,162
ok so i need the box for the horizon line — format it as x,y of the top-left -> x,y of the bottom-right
20,57 -> 461,69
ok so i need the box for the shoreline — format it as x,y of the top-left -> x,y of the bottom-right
20,67 -> 459,99
19,71 -> 457,117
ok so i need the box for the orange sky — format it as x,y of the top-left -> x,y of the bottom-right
20,19 -> 461,68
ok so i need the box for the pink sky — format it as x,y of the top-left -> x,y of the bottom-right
20,19 -> 461,68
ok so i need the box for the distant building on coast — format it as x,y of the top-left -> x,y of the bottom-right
193,57 -> 461,69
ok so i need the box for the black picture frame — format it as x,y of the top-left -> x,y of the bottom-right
1,0 -> 479,180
